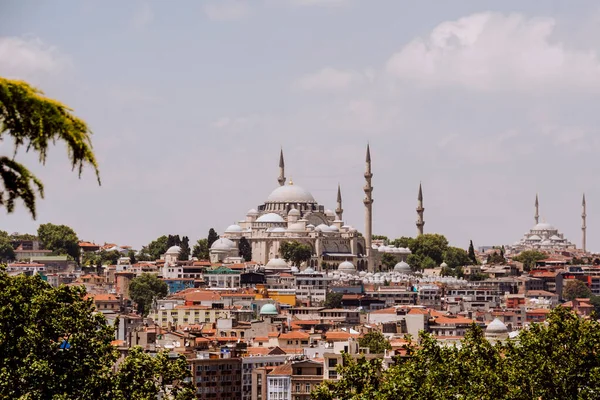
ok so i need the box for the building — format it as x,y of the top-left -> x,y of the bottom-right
242,354 -> 289,400
189,352 -> 242,399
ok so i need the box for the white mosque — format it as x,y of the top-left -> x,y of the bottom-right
209,147 -> 415,272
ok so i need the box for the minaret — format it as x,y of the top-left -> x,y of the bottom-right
335,184 -> 343,221
582,193 -> 587,252
363,144 -> 373,260
535,194 -> 539,225
416,182 -> 425,236
278,148 -> 286,186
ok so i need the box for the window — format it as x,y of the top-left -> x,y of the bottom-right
328,358 -> 337,368
305,383 -> 311,393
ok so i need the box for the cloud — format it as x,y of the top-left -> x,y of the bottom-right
385,12 -> 600,92
131,3 -> 154,30
203,1 -> 250,21
289,0 -> 349,6
0,36 -> 69,78
293,67 -> 363,92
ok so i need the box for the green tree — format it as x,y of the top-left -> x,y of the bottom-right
512,250 -> 546,271
487,251 -> 506,265
372,235 -> 389,243
207,228 -> 219,249
192,238 -> 209,260
141,235 -> 169,261
358,331 -> 391,355
238,236 -> 252,262
279,241 -> 313,266
129,273 -> 168,317
395,234 -> 449,269
178,236 -> 190,261
468,239 -> 477,264
37,222 -> 80,260
167,234 -> 181,248
324,292 -> 343,308
98,249 -> 122,265
128,250 -> 137,265
443,246 -> 471,268
562,279 -> 592,301
0,78 -> 100,219
389,236 -> 414,250
381,253 -> 397,270
81,251 -> 102,267
0,230 -> 15,261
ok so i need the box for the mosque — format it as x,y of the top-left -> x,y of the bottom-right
209,146 -> 418,272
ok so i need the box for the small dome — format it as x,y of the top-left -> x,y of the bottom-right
306,224 -> 315,230
541,239 -> 552,246
329,225 -> 339,232
266,257 -> 289,269
266,184 -> 316,203
528,235 -> 541,241
290,266 -> 299,273
486,318 -> 508,334
440,262 -> 448,268
325,209 -> 335,217
394,261 -> 412,273
270,227 -> 286,233
247,208 -> 258,215
256,213 -> 285,223
259,304 -> 278,315
225,224 -> 243,233
303,267 -> 316,274
288,208 -> 301,217
533,222 -> 556,231
210,238 -> 236,251
166,245 -> 181,255
378,245 -> 387,252
550,235 -> 562,241
315,224 -> 330,232
287,222 -> 305,232
338,261 -> 356,273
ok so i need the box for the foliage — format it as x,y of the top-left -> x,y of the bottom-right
9,232 -> 38,241
314,307 -> 600,400
562,279 -> 592,301
140,235 -> 169,261
178,236 -> 190,261
81,251 -> 102,267
167,234 -> 181,248
441,265 -> 464,279
37,222 -> 80,260
207,228 -> 219,249
381,253 -> 397,270
443,246 -> 471,268
192,238 -> 209,260
358,331 -> 391,355
512,250 -> 546,272
279,241 -> 313,266
324,292 -> 343,308
0,77 -> 100,219
128,250 -> 137,265
129,273 -> 168,317
238,236 -> 252,262
372,235 -> 388,243
468,239 -> 477,264
394,234 -> 449,269
0,230 -> 15,261
98,249 -> 122,265
487,251 -> 506,265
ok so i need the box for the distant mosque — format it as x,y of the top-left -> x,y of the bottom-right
209,146 -> 421,272
510,194 -> 587,253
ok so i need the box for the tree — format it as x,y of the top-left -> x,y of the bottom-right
167,234 -> 181,248
0,271 -> 193,399
395,234 -> 449,269
128,250 -> 137,265
0,78 -> 99,219
324,292 -> 343,308
279,241 -> 313,266
381,253 -> 397,270
562,279 -> 592,301
468,240 -> 477,264
129,273 -> 168,317
358,331 -> 391,355
81,251 -> 101,268
372,235 -> 389,243
37,222 -> 80,260
141,235 -> 169,261
443,246 -> 471,268
512,250 -> 546,272
0,230 -> 15,261
192,238 -> 209,260
178,236 -> 190,261
238,236 -> 252,262
487,251 -> 505,265
207,228 -> 219,249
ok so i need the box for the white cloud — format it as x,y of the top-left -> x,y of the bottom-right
131,3 -> 154,30
0,36 -> 68,78
289,0 -> 349,6
293,67 -> 362,92
203,1 -> 250,21
385,12 -> 600,92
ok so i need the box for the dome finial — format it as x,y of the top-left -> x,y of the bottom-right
289,177 -> 294,185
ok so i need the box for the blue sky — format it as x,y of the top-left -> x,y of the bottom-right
2,0 -> 600,251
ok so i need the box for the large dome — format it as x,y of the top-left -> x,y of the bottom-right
394,261 -> 412,273
259,304 -> 278,315
338,261 -> 356,273
166,245 -> 181,255
266,257 -> 289,269
256,213 -> 285,223
210,238 -> 236,251
533,222 -> 556,231
266,184 -> 316,203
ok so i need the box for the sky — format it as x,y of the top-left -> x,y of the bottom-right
1,0 -> 600,251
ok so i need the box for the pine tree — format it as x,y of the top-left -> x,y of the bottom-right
207,228 -> 219,248
178,236 -> 190,261
238,237 -> 252,262
468,240 -> 477,264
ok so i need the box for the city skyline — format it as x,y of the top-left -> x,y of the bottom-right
1,0 -> 599,250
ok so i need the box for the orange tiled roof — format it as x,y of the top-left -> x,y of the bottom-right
268,332 -> 279,338
253,337 -> 270,342
279,331 -> 310,340
86,294 -> 119,302
270,364 -> 292,375
434,315 -> 474,325
371,307 -> 397,314
325,331 -> 358,340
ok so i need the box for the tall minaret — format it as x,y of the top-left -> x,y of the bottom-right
535,194 -> 540,225
582,193 -> 587,252
278,148 -> 286,186
335,184 -> 343,221
363,144 -> 373,260
416,182 -> 425,236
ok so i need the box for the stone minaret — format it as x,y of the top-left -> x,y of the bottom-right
416,182 -> 425,236
535,194 -> 539,225
335,184 -> 343,221
582,193 -> 587,252
363,144 -> 373,259
278,148 -> 286,186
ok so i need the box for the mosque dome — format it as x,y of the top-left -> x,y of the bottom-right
550,235 -> 562,241
486,318 -> 508,334
288,208 -> 301,217
394,261 -> 412,273
315,224 -> 330,232
329,225 -> 339,232
166,245 -> 181,255
225,224 -> 243,233
259,304 -> 278,315
247,208 -> 258,215
533,222 -> 556,231
270,227 -> 286,233
528,235 -> 541,241
266,257 -> 289,269
256,213 -> 285,223
440,262 -> 448,268
290,266 -> 299,273
287,223 -> 305,232
304,267 -> 316,274
338,261 -> 356,273
210,238 -> 236,251
378,245 -> 387,252
325,209 -> 335,217
266,184 -> 316,203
